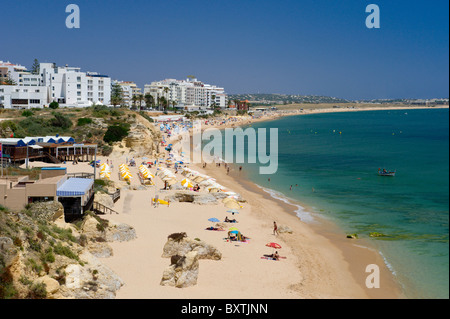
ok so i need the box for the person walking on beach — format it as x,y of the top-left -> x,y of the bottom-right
154,194 -> 159,208
273,221 -> 279,236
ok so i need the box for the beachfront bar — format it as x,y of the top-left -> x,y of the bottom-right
56,178 -> 95,221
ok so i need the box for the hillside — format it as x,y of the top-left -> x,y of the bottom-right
0,202 -> 135,299
0,106 -> 164,158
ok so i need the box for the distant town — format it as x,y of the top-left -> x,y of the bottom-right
1,59 -> 448,112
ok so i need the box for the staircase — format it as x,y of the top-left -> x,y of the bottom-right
44,152 -> 62,164
93,202 -> 119,215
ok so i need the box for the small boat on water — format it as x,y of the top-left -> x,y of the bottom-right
378,168 -> 396,177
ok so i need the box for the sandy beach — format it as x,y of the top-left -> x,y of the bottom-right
20,105 -> 436,299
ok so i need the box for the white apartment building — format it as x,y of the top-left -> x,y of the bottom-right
144,78 -> 227,110
1,60 -> 112,109
114,81 -> 142,108
0,85 -> 48,109
40,63 -> 111,107
1,61 -> 48,109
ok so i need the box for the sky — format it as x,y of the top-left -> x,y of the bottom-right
1,0 -> 448,100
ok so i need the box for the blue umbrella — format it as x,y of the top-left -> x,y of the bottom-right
208,218 -> 220,223
227,209 -> 240,214
230,230 -> 239,235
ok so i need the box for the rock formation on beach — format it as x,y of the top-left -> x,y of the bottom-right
160,233 -> 222,288
160,251 -> 200,288
162,234 -> 222,260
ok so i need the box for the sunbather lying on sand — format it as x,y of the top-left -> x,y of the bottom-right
205,226 -> 225,231
224,216 -> 238,223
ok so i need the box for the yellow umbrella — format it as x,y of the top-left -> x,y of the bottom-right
181,179 -> 194,188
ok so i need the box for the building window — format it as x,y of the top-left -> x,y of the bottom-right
30,99 -> 41,104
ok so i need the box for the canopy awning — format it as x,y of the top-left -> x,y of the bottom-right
57,178 -> 94,197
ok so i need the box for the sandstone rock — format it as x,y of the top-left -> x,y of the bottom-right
160,251 -> 199,288
61,251 -> 124,299
80,215 -> 101,238
0,237 -> 17,267
36,276 -> 60,295
162,236 -> 222,260
87,242 -> 114,258
165,191 -> 223,205
29,201 -> 64,222
104,220 -> 137,242
95,192 -> 114,209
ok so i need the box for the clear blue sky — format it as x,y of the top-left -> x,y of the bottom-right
2,0 -> 448,100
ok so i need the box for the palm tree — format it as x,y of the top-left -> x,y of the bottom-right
163,87 -> 170,111
144,94 -> 154,109
138,94 -> 144,110
131,95 -> 138,110
211,94 -> 217,110
111,83 -> 124,107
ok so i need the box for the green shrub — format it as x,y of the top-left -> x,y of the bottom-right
49,102 -> 59,109
77,117 -> 93,126
22,110 -> 34,117
41,247 -> 55,264
29,282 -> 47,299
102,145 -> 113,156
50,113 -> 72,129
103,125 -> 129,143
53,243 -> 78,261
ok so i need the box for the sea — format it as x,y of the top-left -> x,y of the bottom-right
222,108 -> 449,299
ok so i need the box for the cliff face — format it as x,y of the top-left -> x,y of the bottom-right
116,114 -> 163,158
0,203 -> 134,299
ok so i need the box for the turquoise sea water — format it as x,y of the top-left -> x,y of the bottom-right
227,109 -> 449,299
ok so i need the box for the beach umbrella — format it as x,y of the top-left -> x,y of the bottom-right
208,218 -> 220,223
224,200 -> 241,210
229,227 -> 239,231
181,179 -> 194,189
230,230 -> 239,235
266,243 -> 282,249
227,209 -> 240,214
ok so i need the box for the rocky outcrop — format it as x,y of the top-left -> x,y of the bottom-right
28,201 -> 64,222
162,235 -> 222,261
164,191 -> 231,205
58,251 -> 124,299
160,251 -> 199,288
114,114 -> 162,158
80,214 -> 136,258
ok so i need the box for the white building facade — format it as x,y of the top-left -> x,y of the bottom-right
40,63 -> 111,107
0,60 -> 112,109
144,78 -> 227,110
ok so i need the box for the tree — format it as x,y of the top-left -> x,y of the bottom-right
111,83 -> 124,108
131,95 -> 138,110
103,124 -> 130,143
31,59 -> 40,75
144,94 -> 154,109
2,72 -> 16,85
159,96 -> 168,111
211,94 -> 217,109
137,94 -> 144,110
163,87 -> 170,111
49,101 -> 59,109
